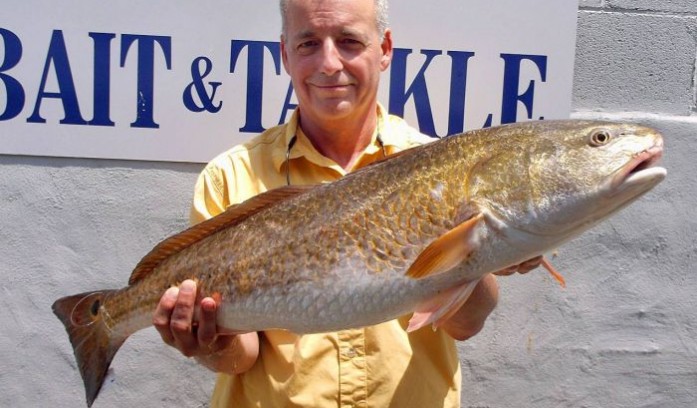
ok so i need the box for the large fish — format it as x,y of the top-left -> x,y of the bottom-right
53,120 -> 665,407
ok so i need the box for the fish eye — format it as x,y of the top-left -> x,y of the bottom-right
90,299 -> 101,316
589,129 -> 612,146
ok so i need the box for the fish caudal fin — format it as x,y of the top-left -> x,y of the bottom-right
52,290 -> 125,407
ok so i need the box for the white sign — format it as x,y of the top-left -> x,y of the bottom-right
0,1 -> 578,163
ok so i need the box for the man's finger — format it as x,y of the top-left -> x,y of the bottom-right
153,286 -> 179,346
493,266 -> 516,276
197,297 -> 219,348
517,256 -> 543,274
170,279 -> 198,355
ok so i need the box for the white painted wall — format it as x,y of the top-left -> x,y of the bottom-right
1,2 -> 695,407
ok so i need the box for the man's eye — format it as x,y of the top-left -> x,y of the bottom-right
298,41 -> 318,49
341,38 -> 363,46
340,38 -> 364,49
296,41 -> 319,55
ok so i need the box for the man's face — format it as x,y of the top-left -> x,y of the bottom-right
281,0 -> 392,123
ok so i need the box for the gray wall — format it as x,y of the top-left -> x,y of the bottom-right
459,2 -> 697,407
2,2 -> 695,407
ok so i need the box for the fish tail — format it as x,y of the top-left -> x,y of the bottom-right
52,290 -> 126,407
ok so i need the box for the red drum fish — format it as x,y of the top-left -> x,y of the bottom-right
53,120 -> 666,406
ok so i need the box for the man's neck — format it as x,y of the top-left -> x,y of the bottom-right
299,108 -> 379,171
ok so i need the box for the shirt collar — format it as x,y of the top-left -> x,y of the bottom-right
272,104 -> 392,173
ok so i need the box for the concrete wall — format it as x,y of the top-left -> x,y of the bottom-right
458,2 -> 697,407
1,2 -> 695,407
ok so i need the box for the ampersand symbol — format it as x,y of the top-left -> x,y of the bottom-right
183,56 -> 222,113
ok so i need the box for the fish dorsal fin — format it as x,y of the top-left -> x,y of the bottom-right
365,145 -> 418,167
350,145 -> 419,176
128,185 -> 316,285
405,213 -> 484,279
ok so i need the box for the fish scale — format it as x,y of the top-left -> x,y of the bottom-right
52,120 -> 666,406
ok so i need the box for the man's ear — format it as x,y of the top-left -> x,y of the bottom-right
380,29 -> 393,71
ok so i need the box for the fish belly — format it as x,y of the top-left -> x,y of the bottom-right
216,269 -> 463,334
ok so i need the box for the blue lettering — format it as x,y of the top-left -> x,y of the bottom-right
120,34 -> 172,129
89,32 -> 116,126
500,53 -> 547,124
183,56 -> 223,113
388,48 -> 442,137
445,51 -> 475,135
230,40 -> 282,133
27,30 -> 87,125
0,28 -> 24,121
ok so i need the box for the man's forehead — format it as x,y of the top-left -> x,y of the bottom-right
286,10 -> 377,40
285,0 -> 376,28
286,0 -> 374,11
293,26 -> 366,40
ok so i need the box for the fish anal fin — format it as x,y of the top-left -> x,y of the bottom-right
128,185 -> 316,285
52,290 -> 125,407
407,278 -> 481,332
405,213 -> 484,280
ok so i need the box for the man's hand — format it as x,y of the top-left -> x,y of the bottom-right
153,279 -> 259,374
493,255 -> 543,276
493,255 -> 566,287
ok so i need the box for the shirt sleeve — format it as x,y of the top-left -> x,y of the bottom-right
189,164 -> 229,225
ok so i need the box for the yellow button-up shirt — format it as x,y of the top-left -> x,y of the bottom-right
190,105 -> 462,408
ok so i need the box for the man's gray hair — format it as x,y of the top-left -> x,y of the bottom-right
280,0 -> 389,39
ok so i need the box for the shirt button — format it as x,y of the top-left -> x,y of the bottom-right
344,348 -> 357,358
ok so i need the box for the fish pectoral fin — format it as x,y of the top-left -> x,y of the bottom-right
407,278 -> 482,332
405,213 -> 484,279
542,256 -> 566,288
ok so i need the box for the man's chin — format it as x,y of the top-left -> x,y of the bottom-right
312,100 -> 357,119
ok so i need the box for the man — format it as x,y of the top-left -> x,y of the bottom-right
154,0 -> 536,406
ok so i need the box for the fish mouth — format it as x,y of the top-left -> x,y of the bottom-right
607,138 -> 666,196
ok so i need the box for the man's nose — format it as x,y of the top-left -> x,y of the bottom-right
319,40 -> 343,75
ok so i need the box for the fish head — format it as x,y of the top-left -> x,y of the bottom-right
468,120 -> 666,243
